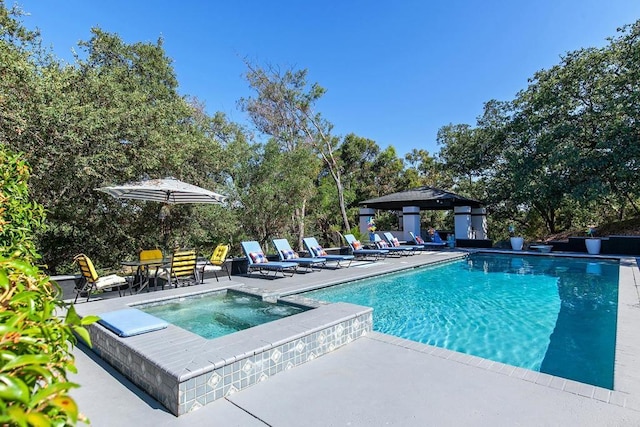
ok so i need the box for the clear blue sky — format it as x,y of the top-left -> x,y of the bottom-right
17,0 -> 640,157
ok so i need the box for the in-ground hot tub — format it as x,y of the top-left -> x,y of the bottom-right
79,289 -> 372,416
137,290 -> 309,339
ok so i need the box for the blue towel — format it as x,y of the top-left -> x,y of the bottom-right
98,308 -> 168,337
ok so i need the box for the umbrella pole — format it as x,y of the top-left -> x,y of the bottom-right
159,204 -> 171,253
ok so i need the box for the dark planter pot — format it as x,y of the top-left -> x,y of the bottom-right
339,246 -> 351,255
50,275 -> 82,300
230,257 -> 248,275
456,239 -> 493,248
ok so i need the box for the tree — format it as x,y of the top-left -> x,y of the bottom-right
403,148 -> 442,188
370,146 -> 406,197
338,133 -> 380,203
437,21 -> 640,237
3,25 -> 230,271
240,64 -> 351,246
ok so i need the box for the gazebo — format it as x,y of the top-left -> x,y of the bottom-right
358,186 -> 489,245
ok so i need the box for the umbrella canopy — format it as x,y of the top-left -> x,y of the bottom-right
359,186 -> 483,210
96,178 -> 226,205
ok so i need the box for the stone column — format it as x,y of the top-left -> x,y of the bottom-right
402,206 -> 420,241
454,206 -> 472,239
471,207 -> 487,239
359,208 -> 375,238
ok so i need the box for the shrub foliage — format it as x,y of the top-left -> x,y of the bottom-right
0,146 -> 97,426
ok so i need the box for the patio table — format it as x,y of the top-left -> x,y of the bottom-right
121,258 -> 169,294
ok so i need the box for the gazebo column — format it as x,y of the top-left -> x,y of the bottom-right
471,207 -> 487,239
454,206 -> 472,239
359,208 -> 375,238
402,206 -> 420,241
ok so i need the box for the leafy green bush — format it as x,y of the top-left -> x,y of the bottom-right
0,146 -> 97,425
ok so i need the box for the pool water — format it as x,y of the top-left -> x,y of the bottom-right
138,291 -> 308,340
304,253 -> 619,389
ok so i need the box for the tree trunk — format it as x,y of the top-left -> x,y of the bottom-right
335,173 -> 350,232
548,209 -> 556,234
302,113 -> 351,233
294,199 -> 307,251
322,146 -> 350,232
625,192 -> 640,216
533,202 -> 556,234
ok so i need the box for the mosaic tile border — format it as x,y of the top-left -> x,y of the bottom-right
86,297 -> 372,416
178,311 -> 372,414
88,327 -> 179,411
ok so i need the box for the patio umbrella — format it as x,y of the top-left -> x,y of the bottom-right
96,177 -> 227,249
96,177 -> 226,205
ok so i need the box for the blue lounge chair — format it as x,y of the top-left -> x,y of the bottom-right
303,237 -> 354,268
409,231 -> 447,250
241,241 -> 298,278
373,234 -> 413,256
272,238 -> 327,272
343,234 -> 388,261
382,232 -> 420,254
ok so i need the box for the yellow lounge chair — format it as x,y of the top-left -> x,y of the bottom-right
74,254 -> 128,303
157,249 -> 197,288
197,244 -> 231,283
137,248 -> 165,291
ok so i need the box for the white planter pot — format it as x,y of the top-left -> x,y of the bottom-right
510,236 -> 524,251
585,238 -> 601,255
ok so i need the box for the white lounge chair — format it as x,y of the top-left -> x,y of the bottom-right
272,238 -> 327,272
303,237 -> 354,268
241,241 -> 298,278
344,234 -> 388,261
409,231 -> 447,250
382,232 -> 420,254
373,234 -> 413,256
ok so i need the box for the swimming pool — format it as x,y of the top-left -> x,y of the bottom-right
303,253 -> 619,389
138,290 -> 308,339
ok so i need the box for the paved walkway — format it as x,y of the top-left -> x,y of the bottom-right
69,250 -> 640,426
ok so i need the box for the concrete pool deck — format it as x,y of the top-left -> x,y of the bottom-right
68,249 -> 640,426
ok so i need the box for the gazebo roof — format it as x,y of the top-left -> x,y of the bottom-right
359,186 -> 483,210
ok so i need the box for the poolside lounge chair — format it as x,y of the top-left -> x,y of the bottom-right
303,237 -> 354,268
138,248 -> 164,290
343,234 -> 388,261
197,244 -> 231,283
373,234 -> 414,256
272,238 -> 327,272
382,232 -> 420,254
241,241 -> 298,278
409,231 -> 447,250
156,249 -> 198,288
73,254 -> 128,303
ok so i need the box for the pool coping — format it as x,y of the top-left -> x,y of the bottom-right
257,249 -> 640,412
469,250 -> 640,410
75,287 -> 373,415
73,250 -> 640,415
